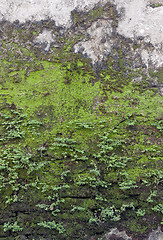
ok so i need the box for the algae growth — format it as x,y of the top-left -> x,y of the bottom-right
0,20 -> 162,240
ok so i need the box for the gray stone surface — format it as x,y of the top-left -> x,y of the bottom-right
74,0 -> 163,67
74,19 -> 113,63
34,29 -> 56,52
114,0 -> 163,46
103,228 -> 132,239
148,227 -> 163,240
0,0 -> 163,68
0,0 -> 104,26
102,227 -> 163,240
0,0 -> 162,239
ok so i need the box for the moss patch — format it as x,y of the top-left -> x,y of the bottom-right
0,21 -> 162,240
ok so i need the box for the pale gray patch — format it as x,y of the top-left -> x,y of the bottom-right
34,29 -> 56,52
148,226 -> 163,240
74,0 -> 163,68
74,19 -> 113,63
114,0 -> 163,46
0,0 -> 163,68
103,228 -> 132,240
0,0 -> 107,27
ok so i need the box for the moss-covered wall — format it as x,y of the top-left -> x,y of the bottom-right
0,7 -> 162,240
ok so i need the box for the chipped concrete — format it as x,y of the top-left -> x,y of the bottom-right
73,0 -> 163,68
102,227 -> 163,240
114,0 -> 163,46
74,19 -> 113,63
0,0 -> 162,68
113,0 -> 163,68
148,226 -> 163,240
0,0 -> 162,239
0,0 -> 105,27
34,29 -> 56,52
103,228 -> 132,240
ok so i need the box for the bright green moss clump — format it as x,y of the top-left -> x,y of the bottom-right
0,30 -> 162,240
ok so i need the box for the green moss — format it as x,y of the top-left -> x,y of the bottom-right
33,31 -> 38,36
149,67 -> 163,84
72,6 -> 104,26
71,3 -> 117,27
89,6 -> 103,19
133,44 -> 141,50
129,221 -> 148,233
150,3 -> 162,8
0,24 -> 162,239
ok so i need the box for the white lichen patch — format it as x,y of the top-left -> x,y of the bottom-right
74,0 -> 163,68
34,30 -> 56,52
115,0 -> 163,43
0,0 -> 106,27
0,0 -> 163,67
141,48 -> 163,69
74,19 -> 113,63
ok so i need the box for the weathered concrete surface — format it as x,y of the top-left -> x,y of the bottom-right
34,29 -> 56,52
102,227 -> 163,240
148,227 -> 163,240
115,0 -> 163,46
0,1 -> 162,239
74,0 -> 163,68
1,0 -> 162,68
103,228 -> 132,240
114,0 -> 163,68
74,19 -> 114,63
0,0 -> 104,26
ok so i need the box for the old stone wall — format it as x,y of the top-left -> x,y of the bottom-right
0,1 -> 162,239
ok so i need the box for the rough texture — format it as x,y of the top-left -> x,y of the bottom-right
74,0 -> 163,69
103,228 -> 132,240
0,0 -> 163,68
148,227 -> 163,240
0,0 -> 104,26
0,0 -> 162,240
103,227 -> 163,240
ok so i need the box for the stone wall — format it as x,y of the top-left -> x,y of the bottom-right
0,1 -> 162,239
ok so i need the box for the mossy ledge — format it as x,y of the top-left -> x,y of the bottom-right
0,15 -> 162,240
